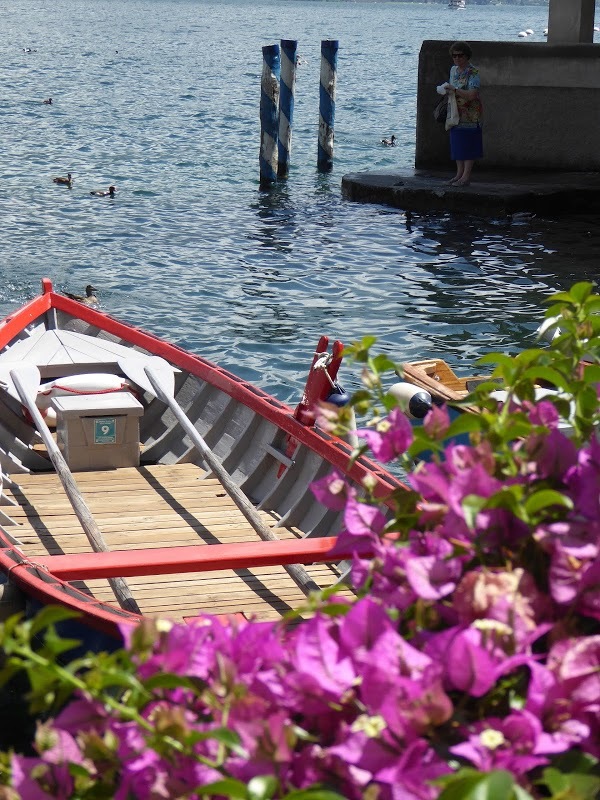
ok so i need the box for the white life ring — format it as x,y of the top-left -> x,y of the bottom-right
34,373 -> 134,426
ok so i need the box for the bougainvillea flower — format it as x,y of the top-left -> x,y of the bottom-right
351,540 -> 417,611
287,613 -> 357,714
404,552 -> 462,600
11,756 -> 76,800
566,435 -> 600,519
310,469 -> 354,511
548,636 -> 600,712
423,403 -> 451,440
576,557 -> 600,620
450,711 -> 550,776
343,495 -> 388,540
521,651 -> 598,758
53,697 -> 108,735
524,425 -> 578,481
356,407 -> 413,462
526,398 -> 561,429
452,567 -> 551,643
369,737 -> 450,800
328,730 -> 449,800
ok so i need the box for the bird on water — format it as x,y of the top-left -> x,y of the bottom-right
90,186 -> 116,197
53,172 -> 72,187
64,285 -> 98,305
381,135 -> 397,147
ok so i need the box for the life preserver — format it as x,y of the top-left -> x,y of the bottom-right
32,373 -> 135,426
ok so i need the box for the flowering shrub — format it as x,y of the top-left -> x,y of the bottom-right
0,282 -> 599,799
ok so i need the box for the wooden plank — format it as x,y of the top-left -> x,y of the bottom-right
4,462 -> 349,621
9,487 -> 264,509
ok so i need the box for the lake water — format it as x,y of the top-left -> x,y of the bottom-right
1,0 -> 599,402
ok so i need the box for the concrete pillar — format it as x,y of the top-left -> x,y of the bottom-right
547,0 -> 596,44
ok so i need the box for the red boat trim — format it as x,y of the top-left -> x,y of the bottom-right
29,536 -> 372,581
0,543 -> 138,637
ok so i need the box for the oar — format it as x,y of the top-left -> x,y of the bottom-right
2,364 -> 141,615
119,357 -> 320,597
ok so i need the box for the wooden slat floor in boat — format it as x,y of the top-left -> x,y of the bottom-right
4,463 -> 348,622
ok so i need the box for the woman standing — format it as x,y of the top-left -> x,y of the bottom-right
446,41 -> 483,186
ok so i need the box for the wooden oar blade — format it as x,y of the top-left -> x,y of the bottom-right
118,356 -> 175,400
0,363 -> 41,404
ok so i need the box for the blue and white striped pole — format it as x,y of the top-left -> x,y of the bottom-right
318,39 -> 338,173
278,39 -> 298,178
260,44 -> 280,186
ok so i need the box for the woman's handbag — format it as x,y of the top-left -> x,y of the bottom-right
445,93 -> 460,130
433,96 -> 448,124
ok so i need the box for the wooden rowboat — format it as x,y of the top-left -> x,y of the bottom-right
400,358 -> 493,406
0,279 -> 401,640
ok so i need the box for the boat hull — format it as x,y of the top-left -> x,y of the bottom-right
0,281 -> 402,637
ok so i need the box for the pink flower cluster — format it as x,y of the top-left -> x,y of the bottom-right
7,399 -> 600,798
12,604 -> 452,799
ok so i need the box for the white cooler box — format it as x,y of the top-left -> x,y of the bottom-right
52,392 -> 144,471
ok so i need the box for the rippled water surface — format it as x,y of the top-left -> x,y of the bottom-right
1,0 -> 599,401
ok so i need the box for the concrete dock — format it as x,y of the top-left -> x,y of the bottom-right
341,169 -> 600,217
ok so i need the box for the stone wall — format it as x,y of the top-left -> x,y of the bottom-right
416,41 -> 600,171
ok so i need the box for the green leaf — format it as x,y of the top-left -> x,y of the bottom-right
468,379 -> 505,397
569,282 -> 594,304
477,353 -> 516,370
40,625 -> 83,657
197,778 -> 249,799
538,766 -> 600,800
445,411 -> 484,439
247,775 -> 279,800
548,750 -> 599,775
68,762 -> 93,779
144,673 -> 197,692
461,495 -> 487,530
283,790 -> 348,800
202,727 -> 243,751
29,605 -> 80,637
540,767 -> 569,794
524,490 -> 573,516
371,353 -> 397,374
512,786 -> 535,800
485,485 -> 525,515
436,769 -> 521,800
0,611 -> 25,641
581,363 -> 600,383
521,366 -> 572,392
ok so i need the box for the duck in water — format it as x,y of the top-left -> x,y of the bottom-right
381,135 -> 397,147
53,172 -> 72,187
90,186 -> 116,197
43,98 -> 52,105
64,285 -> 98,305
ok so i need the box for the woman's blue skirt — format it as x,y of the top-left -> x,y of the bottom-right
450,125 -> 483,160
